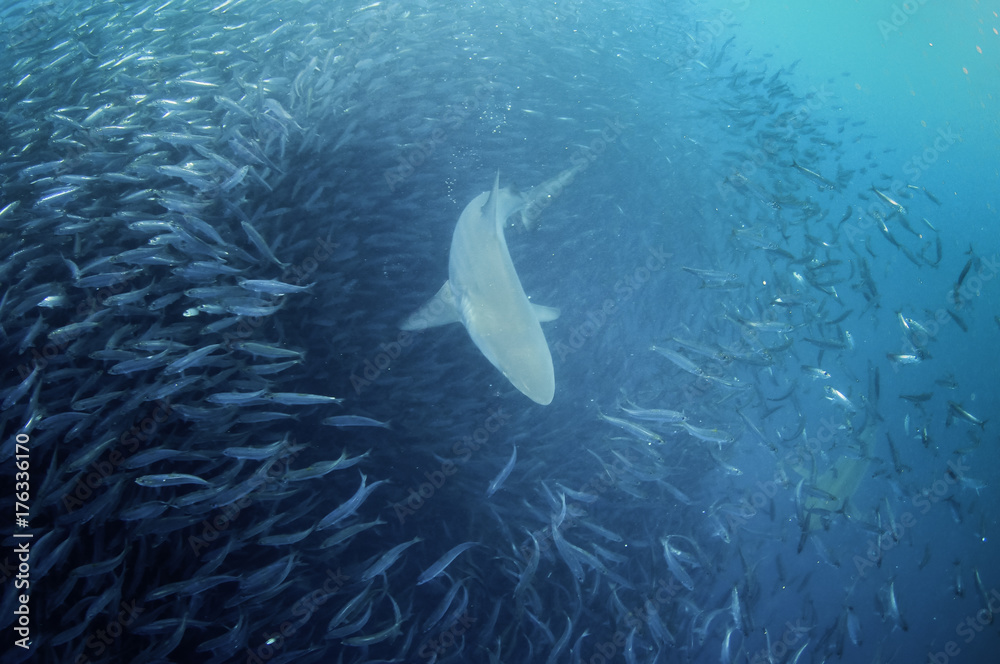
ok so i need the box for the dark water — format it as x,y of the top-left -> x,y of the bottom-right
0,1 -> 997,663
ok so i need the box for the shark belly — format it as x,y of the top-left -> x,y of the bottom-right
450,190 -> 554,404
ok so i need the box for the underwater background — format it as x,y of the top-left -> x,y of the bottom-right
1,0 -> 998,662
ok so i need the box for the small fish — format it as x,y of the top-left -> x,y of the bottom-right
317,472 -> 386,530
947,309 -> 968,332
956,255 -> 974,289
205,389 -> 269,406
887,352 -> 925,365
69,545 -> 130,578
681,266 -> 739,284
222,437 -> 293,461
650,344 -> 706,377
973,567 -> 992,621
121,448 -> 191,470
661,536 -> 695,591
598,410 -> 663,444
318,518 -> 385,549
358,536 -> 421,582
240,220 -> 288,268
555,482 -> 600,503
884,579 -> 908,631
135,473 -> 212,488
146,575 -> 239,600
321,415 -> 390,429
918,545 -> 932,571
847,606 -> 861,647
801,365 -> 831,380
319,518 -> 387,549
871,185 -> 906,215
823,386 -> 857,412
237,278 -> 314,294
163,343 -> 223,374
514,532 -> 542,600
486,444 -> 517,498
416,541 -> 479,585
2,363 -> 41,410
804,335 -> 849,350
258,525 -> 316,546
678,420 -> 735,446
0,200 -> 21,221
618,400 -> 686,424
791,160 -> 836,189
283,450 -> 370,482
231,341 -> 305,360
729,585 -> 743,634
838,206 -> 853,224
264,392 -> 343,406
886,433 -> 910,474
947,401 -> 987,429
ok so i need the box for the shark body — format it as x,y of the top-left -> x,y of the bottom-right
402,170 -> 574,405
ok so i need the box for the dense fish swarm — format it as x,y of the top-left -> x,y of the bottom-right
1,1 -> 996,663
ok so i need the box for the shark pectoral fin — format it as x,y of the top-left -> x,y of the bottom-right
400,281 -> 461,330
532,304 -> 560,323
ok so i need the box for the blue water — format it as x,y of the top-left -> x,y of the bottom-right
382,2 -> 1000,662
1,0 -> 998,662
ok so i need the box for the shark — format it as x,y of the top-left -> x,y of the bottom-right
401,167 -> 581,405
